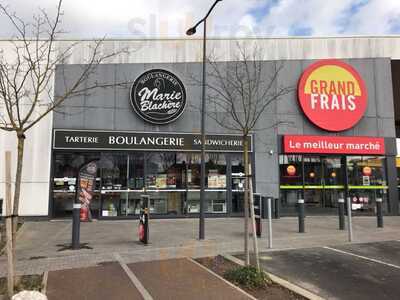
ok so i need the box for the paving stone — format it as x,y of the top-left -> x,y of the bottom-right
1,216 -> 400,277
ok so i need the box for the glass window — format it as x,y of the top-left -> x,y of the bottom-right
347,156 -> 387,186
128,153 -> 145,190
324,157 -> 343,186
231,153 -> 245,214
53,150 -> 233,217
186,153 -> 201,189
146,191 -> 185,215
206,153 -> 226,189
304,156 -> 322,186
146,153 -> 185,189
53,152 -> 101,218
347,156 -> 388,214
100,153 -> 127,190
279,155 -> 303,186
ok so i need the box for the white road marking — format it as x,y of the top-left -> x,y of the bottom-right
324,246 -> 400,270
188,258 -> 257,300
114,253 -> 153,300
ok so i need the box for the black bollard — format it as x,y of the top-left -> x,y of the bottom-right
338,198 -> 345,230
298,199 -> 305,233
71,203 -> 81,250
274,198 -> 281,219
376,198 -> 383,228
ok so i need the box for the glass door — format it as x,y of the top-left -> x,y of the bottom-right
322,156 -> 344,211
303,156 -> 344,213
303,156 -> 323,210
347,156 -> 388,215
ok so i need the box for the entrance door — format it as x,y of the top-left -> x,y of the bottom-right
303,156 -> 344,213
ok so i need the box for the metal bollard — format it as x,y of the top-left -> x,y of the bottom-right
71,203 -> 81,250
267,197 -> 272,249
298,199 -> 305,233
338,198 -> 345,230
376,198 -> 383,228
346,197 -> 353,242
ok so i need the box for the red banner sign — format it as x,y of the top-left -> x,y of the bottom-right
283,135 -> 385,155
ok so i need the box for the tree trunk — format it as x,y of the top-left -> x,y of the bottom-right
11,133 -> 25,289
5,151 -> 15,297
12,134 -> 25,247
248,168 -> 260,270
243,135 -> 250,266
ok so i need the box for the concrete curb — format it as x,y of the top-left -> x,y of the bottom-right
188,258 -> 257,300
41,271 -> 48,295
222,254 -> 325,300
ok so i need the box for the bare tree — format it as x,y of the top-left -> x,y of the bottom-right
193,43 -> 292,268
0,0 -> 129,296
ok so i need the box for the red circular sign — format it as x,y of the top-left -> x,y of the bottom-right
298,60 -> 367,132
287,165 -> 296,176
363,166 -> 372,176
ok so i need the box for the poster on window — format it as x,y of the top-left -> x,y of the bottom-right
156,174 -> 167,188
167,175 -> 176,188
77,161 -> 98,222
362,176 -> 370,186
217,175 -> 226,188
208,171 -> 226,188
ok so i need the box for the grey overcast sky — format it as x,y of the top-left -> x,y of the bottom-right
0,0 -> 400,38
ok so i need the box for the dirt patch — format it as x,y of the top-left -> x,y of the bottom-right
0,274 -> 43,296
196,256 -> 306,300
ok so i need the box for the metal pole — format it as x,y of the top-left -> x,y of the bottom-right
5,151 -> 14,297
298,199 -> 305,233
346,196 -> 353,242
72,166 -> 81,250
267,197 -> 272,249
72,204 -> 81,249
376,198 -> 384,228
338,198 -> 345,230
274,198 -> 280,219
199,19 -> 207,240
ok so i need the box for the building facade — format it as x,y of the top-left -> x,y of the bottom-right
1,36 -> 400,218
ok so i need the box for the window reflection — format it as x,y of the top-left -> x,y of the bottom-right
53,151 -> 238,217
347,156 -> 386,186
146,153 -> 185,189
100,153 -> 127,190
53,152 -> 101,218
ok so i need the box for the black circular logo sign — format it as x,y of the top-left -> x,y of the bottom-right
130,69 -> 187,124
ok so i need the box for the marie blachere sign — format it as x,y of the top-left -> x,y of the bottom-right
130,69 -> 187,125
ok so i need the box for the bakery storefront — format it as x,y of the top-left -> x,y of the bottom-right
279,60 -> 396,215
51,68 -> 253,218
52,131 -> 252,218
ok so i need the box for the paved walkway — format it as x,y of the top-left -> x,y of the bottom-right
244,240 -> 400,300
1,216 -> 400,276
46,258 -> 252,300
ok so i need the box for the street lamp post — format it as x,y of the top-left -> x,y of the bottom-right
186,0 -> 222,240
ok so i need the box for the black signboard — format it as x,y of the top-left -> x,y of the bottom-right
130,69 -> 187,125
53,130 -> 253,152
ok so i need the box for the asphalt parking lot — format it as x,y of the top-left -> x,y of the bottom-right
255,240 -> 400,300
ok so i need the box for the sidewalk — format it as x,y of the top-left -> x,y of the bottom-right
1,216 -> 400,276
46,258 -> 252,300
